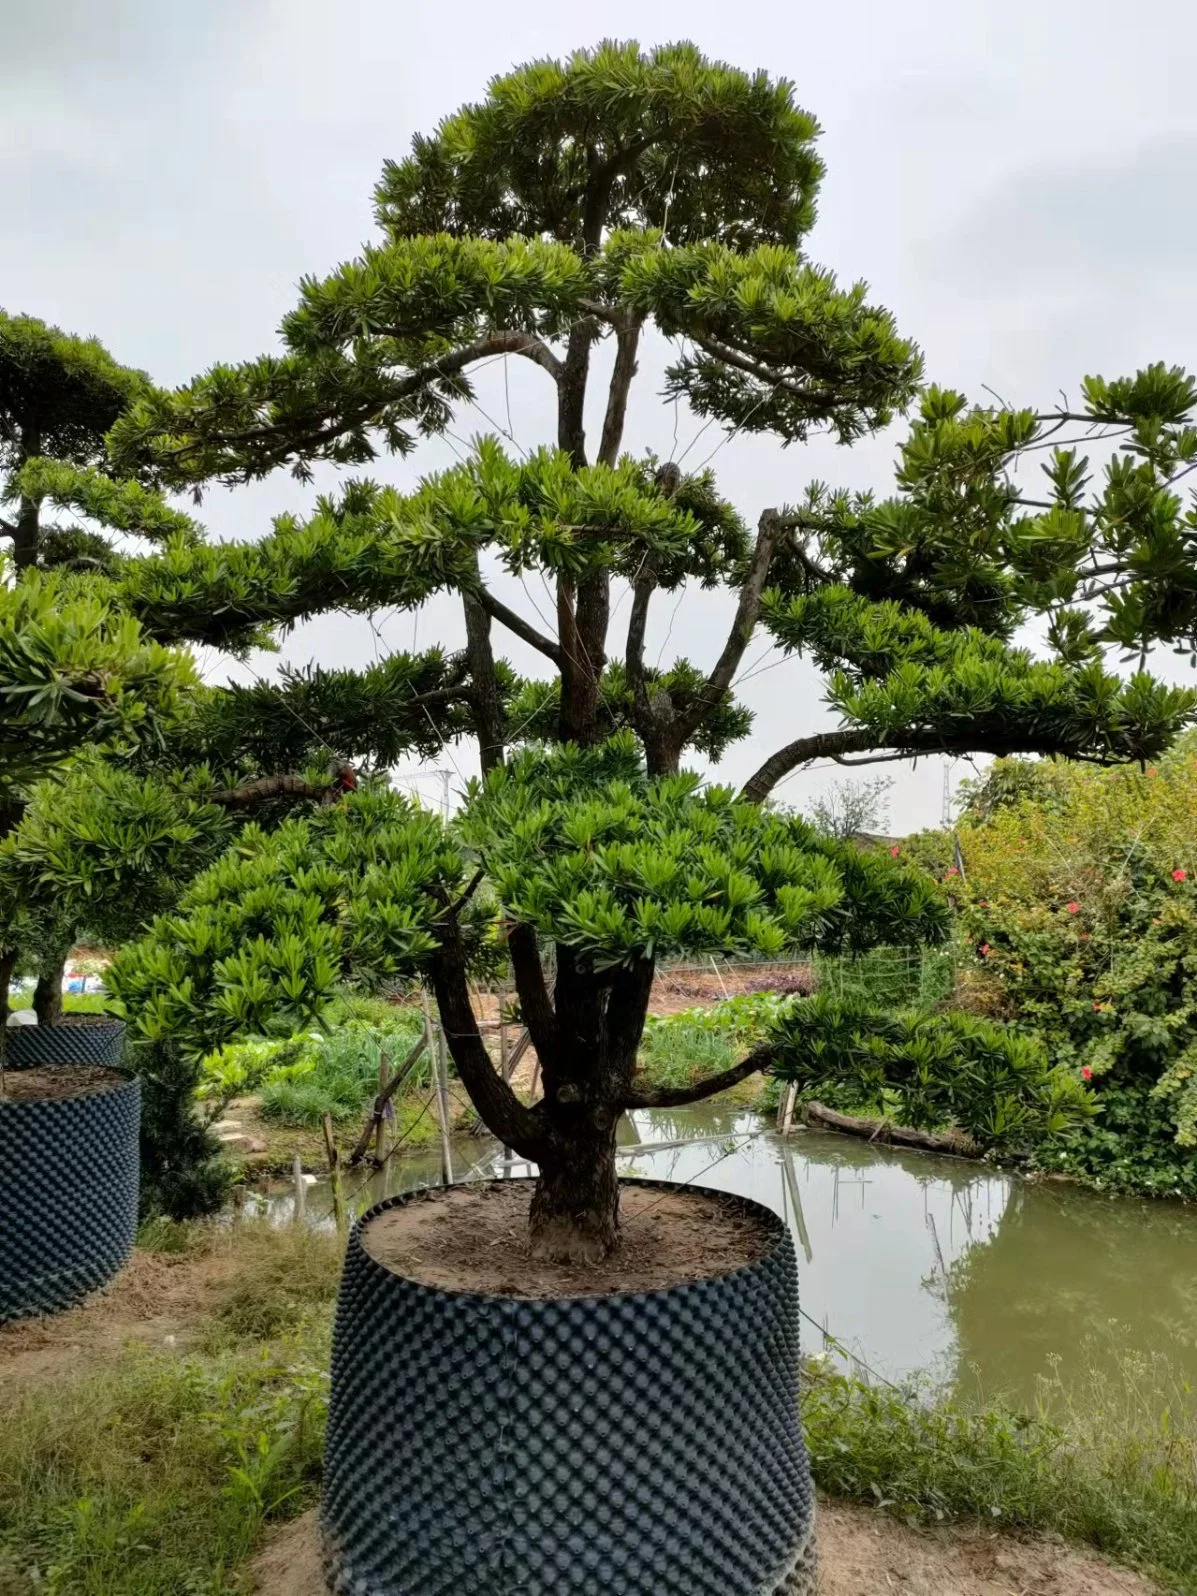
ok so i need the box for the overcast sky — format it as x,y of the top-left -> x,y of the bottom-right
6,0 -> 1197,830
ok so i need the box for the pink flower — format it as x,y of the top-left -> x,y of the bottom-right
1148,767 -> 1158,778
945,866 -> 959,878
979,943 -> 991,957
1079,932 -> 1090,942
1081,1066 -> 1093,1080
1066,901 -> 1080,914
889,845 -> 900,857
1092,1002 -> 1103,1011
1173,869 -> 1187,883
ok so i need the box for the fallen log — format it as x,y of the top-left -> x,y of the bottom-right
803,1101 -> 982,1160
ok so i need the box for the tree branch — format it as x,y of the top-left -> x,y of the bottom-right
624,553 -> 657,715
208,771 -> 355,809
689,335 -> 850,411
507,923 -> 559,1067
474,586 -> 563,665
428,923 -> 545,1159
623,1044 -> 774,1109
669,508 -> 788,752
597,316 -> 643,467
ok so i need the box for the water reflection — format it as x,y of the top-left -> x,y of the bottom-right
249,1106 -> 1197,1409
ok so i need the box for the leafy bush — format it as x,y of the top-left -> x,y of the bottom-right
197,997 -> 428,1129
953,742 -> 1197,1194
771,993 -> 1090,1147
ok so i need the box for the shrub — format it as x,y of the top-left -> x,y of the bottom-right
954,741 -> 1197,1193
771,993 -> 1091,1148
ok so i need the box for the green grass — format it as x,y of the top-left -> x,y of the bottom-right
243,1005 -> 427,1130
803,1351 -> 1197,1592
0,1222 -> 341,1596
59,992 -> 111,1015
635,992 -> 788,1098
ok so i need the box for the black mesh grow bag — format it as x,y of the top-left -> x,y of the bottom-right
0,1075 -> 140,1322
322,1178 -> 815,1596
6,1018 -> 126,1070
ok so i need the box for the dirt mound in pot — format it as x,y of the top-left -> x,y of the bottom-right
0,1065 -> 122,1102
361,1180 -> 772,1298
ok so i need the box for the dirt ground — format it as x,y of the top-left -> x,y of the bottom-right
250,1501 -> 1161,1596
0,1242 -> 237,1389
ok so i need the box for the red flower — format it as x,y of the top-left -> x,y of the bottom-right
945,866 -> 959,878
1081,1066 -> 1093,1080
979,943 -> 991,957
1066,901 -> 1080,914
978,900 -> 989,908
889,845 -> 900,857
1092,1001 -> 1103,1011
1173,869 -> 1187,883
1148,767 -> 1158,778
1079,932 -> 1090,941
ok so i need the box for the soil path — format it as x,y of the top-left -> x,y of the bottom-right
250,1501 -> 1160,1596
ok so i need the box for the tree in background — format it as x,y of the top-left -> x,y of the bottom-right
0,313 -> 168,572
804,774 -> 894,841
0,565 -> 194,1020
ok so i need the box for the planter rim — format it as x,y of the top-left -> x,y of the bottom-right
33,1015 -> 123,1027
0,1072 -> 137,1112
352,1175 -> 791,1309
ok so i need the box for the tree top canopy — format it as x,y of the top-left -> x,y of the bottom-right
375,40 -> 825,250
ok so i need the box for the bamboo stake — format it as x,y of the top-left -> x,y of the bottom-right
292,1151 -> 306,1224
345,1035 -> 427,1166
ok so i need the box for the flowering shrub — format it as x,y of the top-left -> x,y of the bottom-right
953,741 -> 1197,1194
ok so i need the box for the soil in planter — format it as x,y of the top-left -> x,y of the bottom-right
0,1065 -> 122,1102
361,1181 -> 771,1298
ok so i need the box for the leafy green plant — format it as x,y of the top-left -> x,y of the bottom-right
953,743 -> 1197,1193
771,993 -> 1091,1148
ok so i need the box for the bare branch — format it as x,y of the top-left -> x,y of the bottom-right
670,508 -> 789,748
474,586 -> 563,665
597,316 -> 644,466
624,1044 -> 774,1108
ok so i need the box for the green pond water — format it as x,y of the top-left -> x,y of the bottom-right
258,1105 -> 1197,1411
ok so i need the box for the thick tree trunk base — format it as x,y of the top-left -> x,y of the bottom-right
805,1100 -> 982,1159
528,1158 -> 620,1264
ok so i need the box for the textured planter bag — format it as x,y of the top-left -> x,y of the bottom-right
6,1019 -> 126,1070
0,1076 -> 140,1322
323,1178 -> 815,1596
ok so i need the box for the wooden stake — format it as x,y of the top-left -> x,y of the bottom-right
345,1035 -> 427,1167
375,1050 -> 392,1166
423,992 -> 454,1187
292,1150 -> 306,1224
780,1082 -> 797,1137
322,1112 -> 346,1233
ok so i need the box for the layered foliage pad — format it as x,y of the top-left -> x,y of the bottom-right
0,312 -> 152,571
0,567 -> 193,796
111,736 -> 948,1061
756,377 -> 1197,778
770,991 -> 1090,1147
109,44 -> 917,486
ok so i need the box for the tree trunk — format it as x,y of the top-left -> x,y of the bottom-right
33,956 -> 66,1026
11,495 -> 39,570
461,590 -> 506,774
0,948 -> 15,1025
529,1119 -> 621,1264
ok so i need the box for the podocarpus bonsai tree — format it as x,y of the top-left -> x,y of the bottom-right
0,312 -> 162,573
101,44 -> 1195,799
80,41 -> 1197,1220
